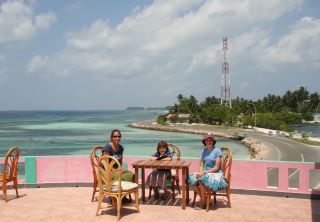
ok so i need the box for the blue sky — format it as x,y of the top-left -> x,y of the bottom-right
0,0 -> 319,110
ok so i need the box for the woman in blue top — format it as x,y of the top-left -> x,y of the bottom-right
188,133 -> 227,209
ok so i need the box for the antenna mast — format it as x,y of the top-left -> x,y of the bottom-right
220,37 -> 231,108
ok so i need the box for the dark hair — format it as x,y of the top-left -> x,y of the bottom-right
110,129 -> 121,141
157,141 -> 169,153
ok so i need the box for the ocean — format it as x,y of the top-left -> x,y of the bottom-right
0,110 -> 250,159
292,123 -> 320,138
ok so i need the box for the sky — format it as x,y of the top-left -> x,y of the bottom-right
0,0 -> 319,110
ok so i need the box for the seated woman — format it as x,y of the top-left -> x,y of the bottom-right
102,129 -> 135,203
188,133 -> 228,209
146,141 -> 173,200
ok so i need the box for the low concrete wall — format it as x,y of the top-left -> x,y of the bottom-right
3,156 -> 319,196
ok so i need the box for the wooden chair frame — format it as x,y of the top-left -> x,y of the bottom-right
90,145 -> 104,202
168,143 -> 181,199
96,155 -> 139,221
0,147 -> 20,202
205,147 -> 232,211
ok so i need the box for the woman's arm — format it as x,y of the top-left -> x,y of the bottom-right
199,160 -> 205,173
102,150 -> 109,156
195,160 -> 205,177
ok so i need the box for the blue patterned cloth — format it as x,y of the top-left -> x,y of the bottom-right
188,173 -> 228,191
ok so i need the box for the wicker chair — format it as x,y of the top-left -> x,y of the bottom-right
96,155 -> 139,221
168,143 -> 181,199
191,147 -> 232,211
0,147 -> 20,202
90,145 -> 104,202
206,147 -> 232,211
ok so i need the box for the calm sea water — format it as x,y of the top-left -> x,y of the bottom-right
0,110 -> 250,159
292,124 -> 320,138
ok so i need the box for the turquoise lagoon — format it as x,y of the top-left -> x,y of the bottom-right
0,110 -> 250,159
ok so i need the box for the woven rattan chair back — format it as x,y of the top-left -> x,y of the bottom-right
1,147 -> 20,202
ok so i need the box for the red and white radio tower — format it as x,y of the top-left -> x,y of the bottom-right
220,37 -> 231,108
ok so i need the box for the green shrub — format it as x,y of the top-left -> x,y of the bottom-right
302,112 -> 314,121
157,115 -> 166,125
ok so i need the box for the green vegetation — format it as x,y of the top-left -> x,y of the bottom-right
156,115 -> 167,125
160,86 -> 319,132
289,138 -> 320,146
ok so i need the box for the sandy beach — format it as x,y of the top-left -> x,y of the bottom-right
129,121 -> 268,160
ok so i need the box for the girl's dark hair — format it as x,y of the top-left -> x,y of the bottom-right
110,129 -> 121,141
157,141 -> 169,153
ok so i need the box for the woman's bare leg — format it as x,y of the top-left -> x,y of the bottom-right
193,185 -> 200,196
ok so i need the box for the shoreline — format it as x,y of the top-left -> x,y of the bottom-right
129,121 -> 268,160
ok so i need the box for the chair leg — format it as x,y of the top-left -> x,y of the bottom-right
214,192 -> 217,204
13,178 -> 19,198
96,196 -> 103,216
128,194 -> 132,201
91,181 -> 97,202
171,180 -> 175,200
117,196 -> 121,221
176,178 -> 181,194
149,186 -> 152,200
2,182 -> 8,202
227,189 -> 231,208
134,190 -> 140,213
206,189 -> 211,212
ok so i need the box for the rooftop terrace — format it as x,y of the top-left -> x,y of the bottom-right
1,154 -> 320,221
1,187 -> 319,222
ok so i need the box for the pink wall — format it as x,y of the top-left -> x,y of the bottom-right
231,161 -> 320,194
33,156 -> 320,195
36,156 -> 92,183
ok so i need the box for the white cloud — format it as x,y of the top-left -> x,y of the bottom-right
28,0 -> 304,77
26,0 -> 319,104
259,16 -> 320,71
0,0 -> 57,44
27,55 -> 71,77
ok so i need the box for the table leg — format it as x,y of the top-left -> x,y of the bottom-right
134,167 -> 138,184
141,167 -> 145,202
182,167 -> 186,209
186,167 -> 190,204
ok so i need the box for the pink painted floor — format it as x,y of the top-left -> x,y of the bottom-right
0,187 -> 319,222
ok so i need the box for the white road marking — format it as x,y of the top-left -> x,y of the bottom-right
300,153 -> 304,162
277,140 -> 295,148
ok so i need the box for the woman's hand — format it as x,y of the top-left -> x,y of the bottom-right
196,170 -> 205,178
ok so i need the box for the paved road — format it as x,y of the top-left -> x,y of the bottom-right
238,131 -> 320,162
234,131 -> 320,189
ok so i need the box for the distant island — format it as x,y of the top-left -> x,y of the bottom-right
126,107 -> 144,110
126,107 -> 168,111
